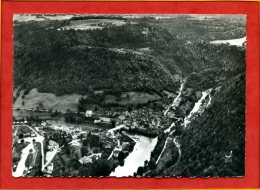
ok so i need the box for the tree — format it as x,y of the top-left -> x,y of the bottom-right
111,120 -> 116,128
82,139 -> 88,147
78,97 -> 86,112
92,147 -> 99,154
25,149 -> 33,168
118,151 -> 125,161
81,146 -> 88,157
95,159 -> 111,176
65,146 -> 71,156
18,133 -> 24,139
38,103 -> 44,109
148,160 -> 156,170
136,166 -> 144,176
79,164 -> 93,176
88,134 -> 100,148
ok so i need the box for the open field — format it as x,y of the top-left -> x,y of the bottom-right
61,19 -> 132,30
14,88 -> 83,112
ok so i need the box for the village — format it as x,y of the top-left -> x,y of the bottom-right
12,74 -> 216,177
12,99 -> 177,177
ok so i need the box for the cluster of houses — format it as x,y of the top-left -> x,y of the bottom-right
34,121 -> 88,141
13,103 -> 166,175
114,109 -> 168,135
38,120 -> 131,163
13,110 -> 137,177
107,139 -> 131,160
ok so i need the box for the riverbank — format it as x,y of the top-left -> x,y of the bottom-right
110,133 -> 158,177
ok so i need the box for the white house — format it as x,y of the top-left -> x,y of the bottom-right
85,110 -> 93,117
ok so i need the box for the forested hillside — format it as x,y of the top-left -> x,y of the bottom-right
161,74 -> 245,177
13,15 -> 245,96
14,20 -> 180,95
151,15 -> 246,41
13,15 -> 246,177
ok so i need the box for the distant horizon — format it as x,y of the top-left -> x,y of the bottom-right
13,13 -> 246,22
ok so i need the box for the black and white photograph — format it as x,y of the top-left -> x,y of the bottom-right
12,14 -> 246,178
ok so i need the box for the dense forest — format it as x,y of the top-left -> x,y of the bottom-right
13,15 -> 245,96
151,15 -> 246,41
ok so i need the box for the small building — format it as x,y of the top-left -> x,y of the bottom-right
113,139 -> 122,158
79,153 -> 102,164
100,117 -> 111,123
118,115 -> 126,121
79,156 -> 93,164
225,151 -> 233,163
113,148 -> 121,158
41,122 -> 47,127
69,139 -> 81,147
104,144 -> 112,149
121,142 -> 130,150
48,140 -> 59,151
85,110 -> 93,117
44,163 -> 54,175
72,134 -> 78,140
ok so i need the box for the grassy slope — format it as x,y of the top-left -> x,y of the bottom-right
14,88 -> 82,112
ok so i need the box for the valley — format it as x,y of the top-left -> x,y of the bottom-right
12,14 -> 245,177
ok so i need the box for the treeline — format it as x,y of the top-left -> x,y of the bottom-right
69,15 -> 126,21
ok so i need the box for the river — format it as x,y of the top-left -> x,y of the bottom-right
210,36 -> 246,47
110,134 -> 158,177
119,80 -> 185,170
109,78 -> 211,176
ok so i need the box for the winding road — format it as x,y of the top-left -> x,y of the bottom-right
164,79 -> 186,116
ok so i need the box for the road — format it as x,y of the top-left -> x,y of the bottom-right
164,79 -> 186,116
12,125 -> 45,177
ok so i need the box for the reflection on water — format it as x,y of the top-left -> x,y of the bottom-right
110,134 -> 158,177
